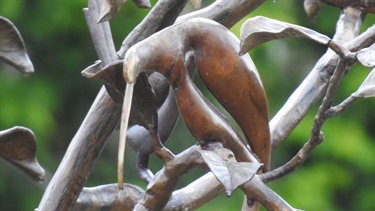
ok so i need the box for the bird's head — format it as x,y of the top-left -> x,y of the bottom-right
123,47 -> 141,84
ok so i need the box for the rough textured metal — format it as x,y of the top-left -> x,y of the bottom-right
0,126 -> 45,181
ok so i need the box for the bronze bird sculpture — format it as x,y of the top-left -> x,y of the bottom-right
119,18 -> 271,187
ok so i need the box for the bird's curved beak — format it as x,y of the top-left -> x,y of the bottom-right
118,50 -> 139,190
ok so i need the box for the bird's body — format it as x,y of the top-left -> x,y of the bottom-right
124,18 -> 270,169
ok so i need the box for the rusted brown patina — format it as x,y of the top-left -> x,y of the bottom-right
123,18 -> 271,170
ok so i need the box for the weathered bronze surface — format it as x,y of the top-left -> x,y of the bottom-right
123,18 -> 270,169
0,126 -> 45,181
0,16 -> 34,75
73,183 -> 144,210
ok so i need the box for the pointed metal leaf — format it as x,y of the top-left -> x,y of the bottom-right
81,60 -> 103,78
357,44 -> 375,67
98,0 -> 151,23
227,162 -> 261,190
98,0 -> 127,23
199,149 -> 232,195
0,17 -> 34,75
81,60 -> 125,104
352,68 -> 375,98
239,16 -> 331,55
0,126 -> 45,181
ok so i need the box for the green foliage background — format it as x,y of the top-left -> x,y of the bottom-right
0,0 -> 374,210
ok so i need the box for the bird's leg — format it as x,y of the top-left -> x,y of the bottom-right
148,127 -> 175,164
137,152 -> 154,183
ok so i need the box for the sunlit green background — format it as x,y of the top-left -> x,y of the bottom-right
0,0 -> 374,210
